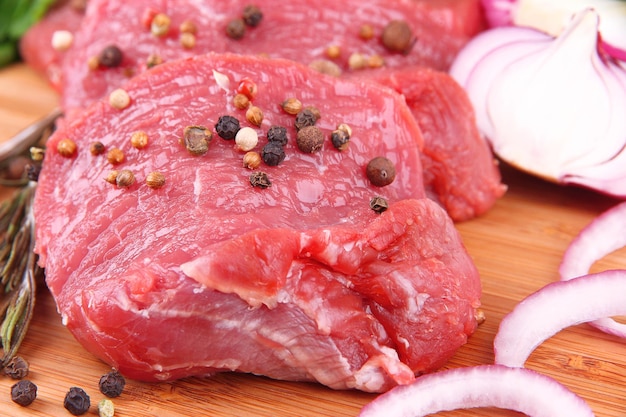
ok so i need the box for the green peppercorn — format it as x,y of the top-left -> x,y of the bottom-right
4,356 -> 29,379
183,125 -> 212,155
294,108 -> 318,131
99,370 -> 126,398
366,156 -> 396,187
250,171 -> 271,188
369,196 -> 389,213
64,387 -> 90,416
267,125 -> 288,146
242,4 -> 263,27
215,115 -> 241,140
11,380 -> 37,406
98,45 -> 123,68
261,142 -> 286,166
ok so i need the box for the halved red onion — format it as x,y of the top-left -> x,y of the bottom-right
494,270 -> 626,368
358,364 -> 593,417
559,201 -> 626,338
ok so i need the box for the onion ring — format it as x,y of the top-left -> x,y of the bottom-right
559,201 -> 626,338
358,364 -> 593,417
495,270 -> 626,368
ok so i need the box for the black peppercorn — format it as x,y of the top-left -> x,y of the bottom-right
11,380 -> 37,406
294,108 -> 319,131
366,156 -> 396,187
4,355 -> 29,379
226,18 -> 246,40
26,164 -> 41,182
64,386 -> 91,416
98,45 -> 123,68
296,126 -> 324,153
261,142 -> 286,166
242,5 -> 263,27
215,115 -> 241,140
267,125 -> 288,146
331,129 -> 350,151
250,171 -> 271,188
369,196 -> 389,213
99,370 -> 126,398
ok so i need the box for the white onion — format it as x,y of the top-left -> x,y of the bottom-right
358,364 -> 593,417
559,201 -> 626,338
494,270 -> 626,368
450,9 -> 626,197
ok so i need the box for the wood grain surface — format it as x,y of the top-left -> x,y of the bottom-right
0,64 -> 625,417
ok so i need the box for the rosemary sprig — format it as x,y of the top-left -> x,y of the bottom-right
0,109 -> 59,369
0,182 -> 41,368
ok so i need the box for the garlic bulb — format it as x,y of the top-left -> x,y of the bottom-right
450,9 -> 626,197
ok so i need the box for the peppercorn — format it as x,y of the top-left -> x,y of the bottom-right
180,32 -> 196,49
281,97 -> 302,115
308,59 -> 342,77
261,142 -> 286,166
359,24 -> 375,40
331,129 -> 350,151
151,13 -> 171,37
109,88 -> 131,110
26,163 -> 41,181
235,127 -> 259,152
106,148 -> 125,165
296,126 -> 324,153
369,196 -> 389,213
11,380 -> 37,406
98,398 -> 115,417
64,387 -> 90,416
57,138 -> 77,157
226,18 -> 246,40
115,170 -> 135,188
104,171 -> 118,184
250,171 -> 271,188
146,53 -> 163,68
237,78 -> 258,100
98,45 -> 123,68
368,54 -> 385,68
242,4 -> 263,27
381,20 -> 414,54
294,108 -> 318,131
4,356 -> 29,379
179,19 -> 197,34
215,115 -> 241,140
245,105 -> 264,126
348,52 -> 367,70
366,156 -> 396,187
337,123 -> 352,137
146,171 -> 166,189
233,93 -> 250,110
243,151 -> 262,169
325,45 -> 341,59
267,125 -> 288,146
129,131 -> 148,149
90,141 -> 106,155
183,125 -> 213,155
99,370 -> 126,398
29,146 -> 45,161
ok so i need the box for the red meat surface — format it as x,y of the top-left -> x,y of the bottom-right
33,53 -> 481,392
44,0 -> 484,111
355,67 -> 506,221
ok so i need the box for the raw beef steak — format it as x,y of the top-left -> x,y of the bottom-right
33,53 -> 481,392
355,67 -> 506,221
53,0 -> 484,111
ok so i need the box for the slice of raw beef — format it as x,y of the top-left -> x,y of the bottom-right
52,0 -> 484,111
33,53 -> 481,392
353,67 -> 506,221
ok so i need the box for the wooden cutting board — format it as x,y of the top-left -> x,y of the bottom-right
0,64 -> 624,417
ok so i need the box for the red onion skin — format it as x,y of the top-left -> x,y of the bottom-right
358,364 -> 594,417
